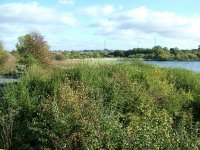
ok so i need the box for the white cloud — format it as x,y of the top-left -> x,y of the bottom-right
0,2 -> 79,50
0,2 -> 78,33
80,5 -> 114,17
1,1 -> 200,50
90,6 -> 200,43
127,7 -> 198,39
0,3 -> 78,38
59,0 -> 75,5
102,5 -> 115,15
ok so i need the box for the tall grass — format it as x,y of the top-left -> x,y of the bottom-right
0,62 -> 200,149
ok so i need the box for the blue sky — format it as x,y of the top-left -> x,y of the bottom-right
1,0 -> 200,50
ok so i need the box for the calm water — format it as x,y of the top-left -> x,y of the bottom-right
84,59 -> 200,72
144,61 -> 200,72
0,77 -> 18,84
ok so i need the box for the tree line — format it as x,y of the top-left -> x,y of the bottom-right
109,46 -> 200,61
1,31 -> 200,76
53,47 -> 200,61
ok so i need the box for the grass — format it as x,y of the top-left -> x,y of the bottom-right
51,58 -> 125,68
0,61 -> 200,149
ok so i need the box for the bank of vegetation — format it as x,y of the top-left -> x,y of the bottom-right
54,46 -> 200,61
0,32 -> 200,149
0,41 -> 16,76
1,62 -> 200,149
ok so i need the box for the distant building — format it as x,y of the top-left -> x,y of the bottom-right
199,45 -> 200,50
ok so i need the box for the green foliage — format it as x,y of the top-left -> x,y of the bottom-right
0,42 -> 8,68
0,57 -> 8,74
106,46 -> 200,61
19,54 -> 38,67
153,46 -> 173,60
54,53 -> 66,61
1,62 -> 200,149
16,31 -> 51,66
0,41 -> 16,75
52,46 -> 200,61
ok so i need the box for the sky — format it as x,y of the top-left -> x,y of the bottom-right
1,0 -> 200,50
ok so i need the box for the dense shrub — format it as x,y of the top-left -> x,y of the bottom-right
0,41 -> 8,74
0,62 -> 200,149
54,53 -> 66,61
0,41 -> 17,75
16,32 -> 51,66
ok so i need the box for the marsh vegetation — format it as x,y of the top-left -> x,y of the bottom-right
0,32 -> 200,149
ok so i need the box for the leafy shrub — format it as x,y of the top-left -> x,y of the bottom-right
0,41 -> 8,74
1,62 -> 200,149
54,53 -> 66,61
19,54 -> 38,68
0,41 -> 17,75
16,31 -> 51,66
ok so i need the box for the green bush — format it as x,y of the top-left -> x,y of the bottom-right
0,42 -> 8,74
54,53 -> 66,61
19,54 -> 38,67
16,31 -> 51,66
0,62 -> 200,149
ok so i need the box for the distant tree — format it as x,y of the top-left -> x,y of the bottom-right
153,46 -> 173,61
70,51 -> 82,59
0,41 -> 17,74
55,53 -> 66,61
11,50 -> 20,61
163,47 -> 169,51
0,41 -> 3,50
112,50 -> 124,57
92,52 -> 101,58
153,45 -> 163,50
0,41 -> 8,67
170,47 -> 179,55
16,31 -> 51,65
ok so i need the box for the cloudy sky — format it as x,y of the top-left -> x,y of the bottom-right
1,0 -> 200,50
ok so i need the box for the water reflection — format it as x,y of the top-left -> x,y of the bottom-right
144,61 -> 200,72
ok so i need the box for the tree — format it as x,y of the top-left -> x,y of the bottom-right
0,41 -> 8,68
54,52 -> 66,61
170,47 -> 179,55
153,46 -> 173,61
92,52 -> 101,58
16,32 -> 51,65
0,41 -> 4,51
0,41 -> 17,75
112,50 -> 124,57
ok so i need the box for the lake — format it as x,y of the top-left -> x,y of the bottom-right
73,59 -> 200,72
144,61 -> 200,72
